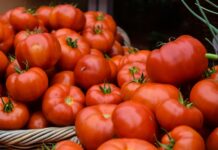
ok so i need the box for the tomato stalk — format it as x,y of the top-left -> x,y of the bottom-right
8,55 -> 15,62
14,60 -> 29,74
65,96 -> 73,106
127,47 -> 138,54
205,53 -> 218,60
1,97 -> 14,113
178,92 -> 193,108
26,8 -> 36,14
94,25 -> 103,34
157,129 -> 175,150
133,73 -> 146,84
96,13 -> 105,21
66,37 -> 78,48
99,83 -> 111,94
203,66 -> 216,78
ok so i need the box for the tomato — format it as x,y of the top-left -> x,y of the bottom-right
15,33 -> 61,69
90,48 -> 104,58
104,55 -> 118,82
86,83 -> 122,106
108,41 -> 124,57
74,54 -> 111,90
190,79 -> 218,126
206,128 -> 218,150
147,35 -> 208,85
84,11 -> 116,34
83,25 -> 114,53
97,138 -> 157,150
131,83 -> 179,112
27,111 -> 48,129
0,21 -> 14,53
117,62 -> 147,87
111,55 -> 123,69
57,33 -> 90,70
0,97 -> 29,129
10,7 -> 39,31
6,57 -> 20,77
0,9 -> 13,23
75,104 -> 116,150
208,65 -> 218,80
0,51 -> 9,76
52,28 -> 78,38
49,4 -> 85,31
158,125 -> 205,150
155,93 -> 203,131
42,84 -> 85,126
35,6 -> 53,29
51,71 -> 75,86
55,140 -> 83,150
6,67 -> 48,102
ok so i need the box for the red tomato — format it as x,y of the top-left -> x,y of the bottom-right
75,104 -> 116,150
6,67 -> 48,102
49,4 -> 85,31
111,55 -> 123,69
15,33 -> 61,69
108,40 -> 124,57
51,71 -> 75,86
55,140 -> 83,150
112,101 -> 157,142
206,128 -> 218,150
0,51 -> 9,75
159,125 -> 205,150
132,83 -> 179,112
190,79 -> 218,126
52,28 -> 78,38
86,83 -> 122,106
27,111 -> 48,129
35,6 -> 53,29
147,35 -> 208,85
0,9 -> 13,23
6,58 -> 20,77
97,138 -> 157,150
0,97 -> 29,129
74,54 -> 111,90
90,48 -> 104,58
42,84 -> 85,126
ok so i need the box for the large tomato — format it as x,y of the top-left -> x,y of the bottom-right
75,104 -> 116,150
6,67 -> 48,102
15,33 -> 61,69
86,83 -> 122,106
55,140 -> 83,150
0,51 -> 9,76
147,35 -> 208,85
74,54 -> 111,90
49,4 -> 85,31
97,138 -> 157,150
57,33 -> 90,70
159,125 -> 205,150
0,97 -> 29,129
206,128 -> 218,150
42,84 -> 85,126
27,111 -> 48,129
51,71 -> 75,86
35,6 -> 53,29
190,79 -> 218,126
112,101 -> 157,143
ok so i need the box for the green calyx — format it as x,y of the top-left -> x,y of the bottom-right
99,83 -> 111,94
178,92 -> 193,108
129,66 -> 139,79
14,60 -> 29,74
26,8 -> 36,14
133,73 -> 146,84
1,97 -> 14,113
128,47 -> 138,54
94,25 -> 103,34
65,97 -> 73,106
66,37 -> 78,48
204,66 -> 216,78
97,13 -> 105,21
156,129 -> 175,150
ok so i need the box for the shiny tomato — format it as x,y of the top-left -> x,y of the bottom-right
86,83 -> 122,106
0,51 -> 9,75
55,140 -> 83,150
97,138 -> 157,150
27,111 -> 48,129
75,104 -> 116,150
159,125 -> 205,150
42,84 -> 85,126
52,28 -> 78,38
0,97 -> 29,129
112,101 -> 157,142
108,40 -> 124,57
35,6 -> 53,29
74,54 -> 111,90
6,67 -> 48,102
49,4 -> 85,31
206,128 -> 218,150
51,71 -> 75,86
15,33 -> 61,69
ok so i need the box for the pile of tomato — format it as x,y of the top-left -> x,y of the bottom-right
0,3 -> 218,150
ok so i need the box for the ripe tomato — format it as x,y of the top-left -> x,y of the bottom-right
206,128 -> 218,150
51,71 -> 75,86
27,111 -> 48,129
0,9 -> 13,23
0,97 -> 29,129
111,55 -> 123,69
159,125 -> 205,150
42,84 -> 85,126
90,48 -> 104,58
75,104 -> 116,150
15,33 -> 61,69
49,4 -> 85,31
190,79 -> 218,126
86,83 -> 122,106
108,40 -> 124,57
55,140 -> 83,150
6,67 -> 48,102
35,6 -> 53,29
0,51 -> 9,76
5,57 -> 20,77
74,54 -> 111,90
97,138 -> 157,150
112,101 -> 157,143
52,28 -> 78,38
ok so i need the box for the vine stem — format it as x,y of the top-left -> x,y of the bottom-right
195,3 -> 218,15
205,0 -> 218,9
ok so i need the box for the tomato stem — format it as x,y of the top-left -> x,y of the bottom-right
129,66 -> 139,80
94,25 -> 103,34
1,97 -> 14,113
203,66 -> 216,78
99,83 -> 111,94
205,53 -> 218,60
66,37 -> 78,48
127,47 -> 138,54
178,92 -> 193,108
104,53 -> 111,60
133,73 -> 146,84
157,128 -> 175,150
8,55 -> 15,62
97,13 -> 104,21
26,8 -> 36,14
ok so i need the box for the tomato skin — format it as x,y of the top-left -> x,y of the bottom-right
27,111 -> 48,129
206,128 -> 218,150
6,58 -> 20,77
15,33 -> 61,69
0,9 -> 13,23
111,55 -> 123,69
6,67 -> 48,102
112,101 -> 157,143
147,35 -> 208,85
86,83 -> 122,106
35,6 -> 53,29
55,140 -> 83,150
0,97 -> 29,129
108,40 -> 124,57
74,54 -> 111,90
42,84 -> 85,126
132,83 -> 179,112
0,51 -> 9,75
52,28 -> 78,38
90,48 -> 104,58
75,104 -> 116,150
97,138 -> 157,150
49,4 -> 85,31
159,125 -> 205,150
190,79 -> 218,126
10,7 -> 39,31
51,71 -> 75,86
121,81 -> 142,101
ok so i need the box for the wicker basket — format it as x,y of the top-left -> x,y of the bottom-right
0,27 -> 130,150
